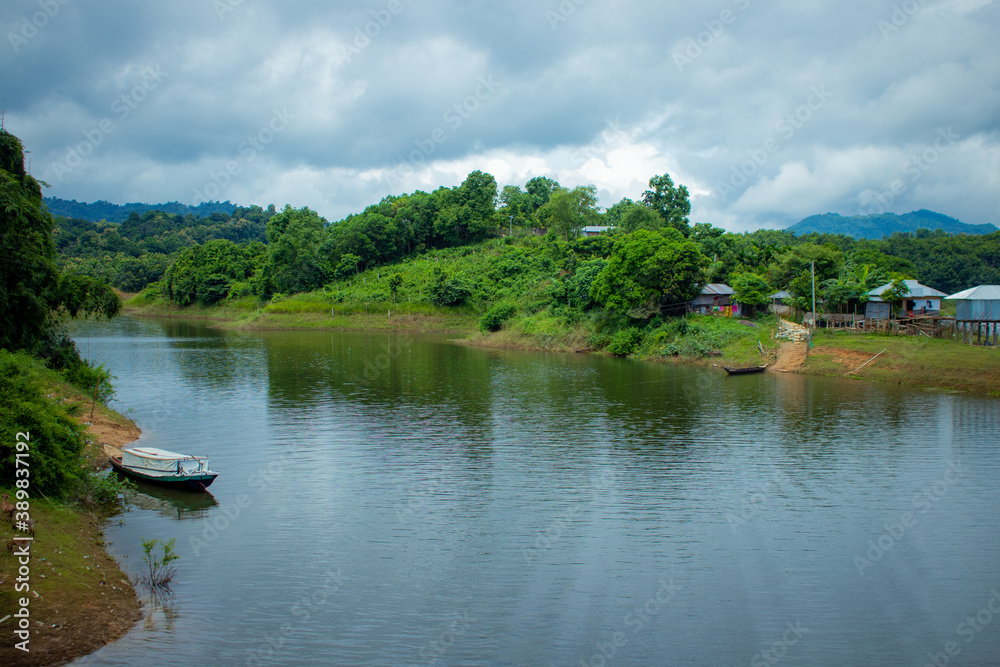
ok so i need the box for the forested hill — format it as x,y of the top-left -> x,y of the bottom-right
44,196 -> 237,223
787,210 -> 997,239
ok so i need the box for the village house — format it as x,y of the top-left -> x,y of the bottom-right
690,283 -> 741,315
946,285 -> 1000,345
865,279 -> 947,320
768,290 -> 792,316
946,285 -> 1000,321
581,225 -> 614,237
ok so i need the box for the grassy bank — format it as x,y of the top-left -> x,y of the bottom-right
805,330 -> 1000,396
130,275 -> 1000,398
0,498 -> 142,666
126,296 -> 480,333
0,355 -> 141,666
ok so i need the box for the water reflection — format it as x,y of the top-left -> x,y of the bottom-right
65,317 -> 1000,667
117,473 -> 218,520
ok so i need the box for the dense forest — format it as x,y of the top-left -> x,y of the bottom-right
0,129 -> 127,499
44,196 -> 237,223
51,169 -> 1000,312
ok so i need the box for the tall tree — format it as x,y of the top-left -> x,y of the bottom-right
590,229 -> 708,317
641,173 -> 691,236
260,206 -> 331,295
0,129 -> 120,351
540,185 -> 600,241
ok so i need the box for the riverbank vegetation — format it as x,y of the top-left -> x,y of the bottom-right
38,126 -> 1000,390
1,129 -> 141,665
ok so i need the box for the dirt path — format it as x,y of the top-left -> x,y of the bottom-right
772,341 -> 808,372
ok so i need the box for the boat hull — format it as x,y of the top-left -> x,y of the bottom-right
109,456 -> 218,491
723,364 -> 768,375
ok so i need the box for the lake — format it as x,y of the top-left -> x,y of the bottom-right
68,316 -> 1000,666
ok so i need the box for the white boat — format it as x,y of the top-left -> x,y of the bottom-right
106,445 -> 219,491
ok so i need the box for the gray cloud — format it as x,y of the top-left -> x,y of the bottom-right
2,0 -> 997,231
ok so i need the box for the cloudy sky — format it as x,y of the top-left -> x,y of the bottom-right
3,0 -> 998,231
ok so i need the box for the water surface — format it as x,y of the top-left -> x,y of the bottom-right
69,317 -> 1000,666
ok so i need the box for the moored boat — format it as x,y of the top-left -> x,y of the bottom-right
105,444 -> 219,491
723,364 -> 768,375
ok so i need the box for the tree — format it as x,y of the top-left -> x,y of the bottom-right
730,272 -> 772,311
334,253 -> 361,280
259,206 -> 331,295
606,199 -> 661,233
524,176 -> 560,213
165,239 -> 265,306
429,267 -> 472,306
499,185 -> 531,231
590,229 -> 708,317
539,185 -> 600,241
880,278 -> 911,316
0,129 -> 121,351
641,173 -> 691,236
388,273 -> 403,302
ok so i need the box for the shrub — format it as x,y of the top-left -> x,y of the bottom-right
607,327 -> 643,356
429,269 -> 473,306
479,302 -> 518,332
0,351 -> 88,499
141,537 -> 179,588
73,470 -> 137,510
587,332 -> 612,350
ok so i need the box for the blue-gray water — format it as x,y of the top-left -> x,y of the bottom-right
69,316 -> 1000,666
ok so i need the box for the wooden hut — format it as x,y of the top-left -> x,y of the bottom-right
768,290 -> 792,316
946,285 -> 1000,345
691,284 -> 741,316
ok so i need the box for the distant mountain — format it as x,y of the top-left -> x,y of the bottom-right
43,197 -> 237,223
787,210 -> 997,239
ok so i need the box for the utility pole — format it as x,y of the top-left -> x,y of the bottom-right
509,215 -> 513,238
811,260 -> 817,331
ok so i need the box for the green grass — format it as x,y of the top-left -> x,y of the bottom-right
807,330 -> 1000,395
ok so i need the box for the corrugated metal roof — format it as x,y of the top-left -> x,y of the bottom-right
701,283 -> 734,295
945,285 -> 1000,300
581,226 -> 614,233
769,290 -> 791,299
867,279 -> 947,301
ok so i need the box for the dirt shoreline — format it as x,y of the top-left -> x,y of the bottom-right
0,397 -> 143,667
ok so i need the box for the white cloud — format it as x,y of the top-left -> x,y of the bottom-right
0,0 -> 996,230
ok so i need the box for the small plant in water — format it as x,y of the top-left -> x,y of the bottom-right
141,537 -> 179,588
